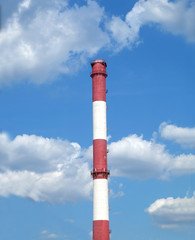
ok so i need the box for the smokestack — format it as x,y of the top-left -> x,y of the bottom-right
90,59 -> 110,240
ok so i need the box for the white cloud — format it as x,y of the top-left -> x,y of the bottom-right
0,0 -> 194,85
108,134 -> 171,179
159,122 -> 195,148
0,132 -> 92,203
85,133 -> 195,179
64,218 -> 75,223
0,133 -> 81,173
168,154 -> 195,176
106,16 -> 138,50
107,0 -> 195,48
41,230 -> 48,234
109,134 -> 195,179
41,230 -> 59,239
18,0 -> 31,13
47,234 -> 58,239
109,189 -> 124,198
146,195 -> 195,228
0,0 -> 109,84
1,128 -> 195,202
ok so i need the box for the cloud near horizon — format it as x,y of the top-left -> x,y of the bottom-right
0,0 -> 194,84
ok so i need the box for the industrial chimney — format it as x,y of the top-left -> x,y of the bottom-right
90,59 -> 110,240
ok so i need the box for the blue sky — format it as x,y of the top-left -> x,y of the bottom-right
0,0 -> 195,239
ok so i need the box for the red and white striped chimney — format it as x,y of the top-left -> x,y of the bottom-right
90,59 -> 110,240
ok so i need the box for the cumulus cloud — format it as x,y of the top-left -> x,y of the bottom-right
146,194 -> 195,228
1,129 -> 195,202
106,16 -> 137,50
107,0 -> 195,48
168,153 -> 195,176
108,134 -> 171,179
84,133 -> 195,179
0,0 -> 109,84
0,0 -> 194,84
0,132 -> 92,203
159,122 -> 195,148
